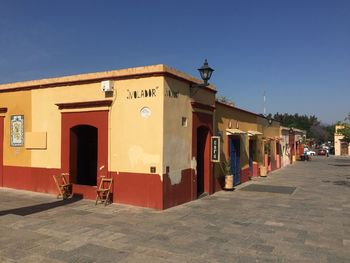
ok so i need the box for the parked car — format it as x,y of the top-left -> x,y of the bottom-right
304,148 -> 316,156
318,149 -> 326,156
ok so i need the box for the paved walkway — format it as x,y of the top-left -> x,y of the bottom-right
0,156 -> 349,262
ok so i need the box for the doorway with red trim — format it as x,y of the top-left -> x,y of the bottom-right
196,126 -> 210,197
61,111 -> 108,199
192,111 -> 213,198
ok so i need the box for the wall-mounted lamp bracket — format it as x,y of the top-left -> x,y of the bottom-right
190,83 -> 209,96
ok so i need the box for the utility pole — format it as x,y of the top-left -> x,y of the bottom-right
263,90 -> 266,116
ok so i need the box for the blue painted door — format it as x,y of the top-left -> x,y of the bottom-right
230,137 -> 241,185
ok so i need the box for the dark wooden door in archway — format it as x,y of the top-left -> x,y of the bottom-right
196,126 -> 209,197
70,125 -> 98,186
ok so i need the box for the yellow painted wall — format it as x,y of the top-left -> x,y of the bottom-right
30,82 -> 105,168
191,87 -> 216,107
257,117 -> 281,165
109,77 -> 164,176
1,91 -> 32,167
215,103 -> 262,176
2,76 -> 165,175
163,77 -> 193,184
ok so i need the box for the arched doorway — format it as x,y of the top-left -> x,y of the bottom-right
196,126 -> 210,197
70,125 -> 98,186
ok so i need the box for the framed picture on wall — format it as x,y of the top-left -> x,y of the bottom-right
10,115 -> 24,147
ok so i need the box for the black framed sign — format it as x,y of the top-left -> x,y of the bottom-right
211,136 -> 220,162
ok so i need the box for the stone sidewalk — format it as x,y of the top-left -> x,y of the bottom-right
0,156 -> 349,262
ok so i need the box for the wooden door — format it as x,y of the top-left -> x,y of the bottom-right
230,137 -> 241,185
341,142 -> 349,156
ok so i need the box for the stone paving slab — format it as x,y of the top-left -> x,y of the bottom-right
239,184 -> 296,194
0,156 -> 350,262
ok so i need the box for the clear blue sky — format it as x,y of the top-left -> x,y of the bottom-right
1,0 -> 349,124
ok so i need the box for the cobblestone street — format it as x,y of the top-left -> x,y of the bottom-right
0,156 -> 349,262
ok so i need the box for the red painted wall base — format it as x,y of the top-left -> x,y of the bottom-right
241,168 -> 250,183
163,169 -> 193,209
251,163 -> 259,177
2,166 -> 219,210
112,171 -> 163,210
276,155 -> 281,169
3,166 -> 60,194
271,159 -> 277,171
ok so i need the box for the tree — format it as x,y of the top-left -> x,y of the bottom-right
217,96 -> 234,106
271,112 -> 334,143
345,112 -> 350,122
337,113 -> 350,143
273,113 -> 320,138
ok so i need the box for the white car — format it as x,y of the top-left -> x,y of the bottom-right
304,148 -> 316,156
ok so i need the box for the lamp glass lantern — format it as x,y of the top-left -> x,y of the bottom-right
198,59 -> 214,85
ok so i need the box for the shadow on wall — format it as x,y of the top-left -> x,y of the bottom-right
0,194 -> 83,217
215,152 -> 231,188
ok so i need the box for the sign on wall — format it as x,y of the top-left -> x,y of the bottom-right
211,136 -> 220,162
10,115 -> 24,147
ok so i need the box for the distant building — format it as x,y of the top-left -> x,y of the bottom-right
334,125 -> 349,156
280,127 -> 306,166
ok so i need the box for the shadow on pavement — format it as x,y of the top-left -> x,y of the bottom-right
333,180 -> 350,187
0,194 -> 83,217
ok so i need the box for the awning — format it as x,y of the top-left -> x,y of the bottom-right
247,130 -> 263,136
226,128 -> 246,135
263,136 -> 275,141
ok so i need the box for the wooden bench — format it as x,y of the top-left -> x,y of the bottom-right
53,173 -> 72,199
95,176 -> 113,206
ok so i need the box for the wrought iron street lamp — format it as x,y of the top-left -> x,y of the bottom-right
190,60 -> 215,96
198,59 -> 214,86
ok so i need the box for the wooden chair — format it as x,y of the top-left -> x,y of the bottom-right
53,173 -> 72,200
95,176 -> 113,206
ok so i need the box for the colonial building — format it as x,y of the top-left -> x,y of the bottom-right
0,64 -> 219,209
279,126 -> 306,166
214,102 -> 281,185
334,125 -> 350,156
0,64 -> 296,209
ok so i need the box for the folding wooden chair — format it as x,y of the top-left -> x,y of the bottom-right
95,176 -> 113,206
53,173 -> 72,200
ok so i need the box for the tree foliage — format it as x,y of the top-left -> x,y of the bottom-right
338,125 -> 350,143
217,96 -> 234,106
337,112 -> 350,143
268,112 -> 335,143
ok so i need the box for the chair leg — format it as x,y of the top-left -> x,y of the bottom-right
95,193 -> 100,205
104,193 -> 108,206
105,191 -> 111,206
